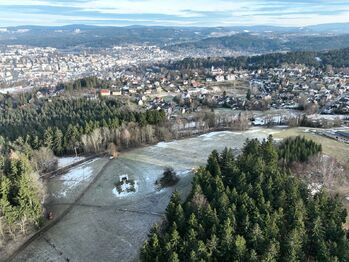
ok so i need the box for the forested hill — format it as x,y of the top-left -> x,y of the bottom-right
1,25 -> 349,50
165,33 -> 349,54
141,137 -> 349,261
166,47 -> 349,70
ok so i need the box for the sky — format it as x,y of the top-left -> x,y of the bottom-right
0,0 -> 349,27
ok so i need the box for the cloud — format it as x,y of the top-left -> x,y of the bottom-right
0,0 -> 348,27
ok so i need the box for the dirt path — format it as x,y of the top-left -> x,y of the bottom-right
6,158 -> 112,262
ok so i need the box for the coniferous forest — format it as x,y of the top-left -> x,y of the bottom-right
166,47 -> 349,70
0,98 -> 166,155
0,151 -> 44,241
141,136 -> 349,261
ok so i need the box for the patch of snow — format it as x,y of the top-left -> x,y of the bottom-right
155,140 -> 180,149
52,191 -> 66,198
253,118 -> 264,125
184,122 -> 197,128
308,183 -> 323,196
54,159 -> 97,198
57,156 -> 85,168
0,86 -> 33,94
199,131 -> 232,140
112,188 -> 119,196
121,182 -> 131,191
199,131 -> 219,139
346,196 -> 349,201
308,114 -> 347,120
112,181 -> 139,198
155,189 -> 166,194
176,169 -> 191,177
156,142 -> 169,148
315,57 -> 322,62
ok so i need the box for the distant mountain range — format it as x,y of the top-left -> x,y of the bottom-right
0,23 -> 348,52
3,22 -> 349,33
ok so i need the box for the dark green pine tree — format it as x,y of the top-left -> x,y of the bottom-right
53,128 -> 63,155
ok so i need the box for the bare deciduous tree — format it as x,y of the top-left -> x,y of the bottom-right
291,154 -> 347,190
121,128 -> 131,148
107,143 -> 118,158
31,147 -> 57,173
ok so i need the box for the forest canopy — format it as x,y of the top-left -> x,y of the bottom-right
0,98 -> 166,155
0,151 -> 44,243
141,136 -> 348,261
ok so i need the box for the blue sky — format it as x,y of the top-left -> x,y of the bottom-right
0,0 -> 349,27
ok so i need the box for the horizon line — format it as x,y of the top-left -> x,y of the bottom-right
1,22 -> 349,29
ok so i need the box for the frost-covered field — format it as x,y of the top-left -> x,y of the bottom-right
57,156 -> 85,168
14,128 -> 284,262
52,159 -> 98,198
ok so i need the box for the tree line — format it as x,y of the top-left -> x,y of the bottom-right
141,136 -> 348,261
0,95 -> 252,157
0,98 -> 166,156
